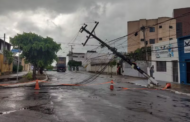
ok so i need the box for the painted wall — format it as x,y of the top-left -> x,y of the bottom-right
0,54 -> 13,75
178,35 -> 190,84
21,58 -> 31,71
89,65 -> 117,74
123,61 -> 149,78
151,39 -> 180,83
127,17 -> 176,52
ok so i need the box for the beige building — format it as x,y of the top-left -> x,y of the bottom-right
127,17 -> 176,52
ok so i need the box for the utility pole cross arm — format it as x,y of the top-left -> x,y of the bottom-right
80,22 -> 158,86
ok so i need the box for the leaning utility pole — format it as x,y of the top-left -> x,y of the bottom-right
3,34 -> 6,62
80,22 -> 158,86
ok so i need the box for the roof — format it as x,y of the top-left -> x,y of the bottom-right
0,38 -> 11,46
174,7 -> 190,11
128,17 -> 171,23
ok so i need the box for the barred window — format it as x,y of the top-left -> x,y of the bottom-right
156,61 -> 166,72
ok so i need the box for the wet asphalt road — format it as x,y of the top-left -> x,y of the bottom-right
0,71 -> 190,122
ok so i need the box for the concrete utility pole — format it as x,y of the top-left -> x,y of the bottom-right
80,22 -> 158,86
3,34 -> 5,50
70,45 -> 74,60
141,26 -> 148,66
3,34 -> 6,63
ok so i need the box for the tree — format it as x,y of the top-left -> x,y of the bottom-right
126,47 -> 151,61
46,65 -> 54,70
3,50 -> 13,71
10,32 -> 61,79
68,60 -> 82,67
109,59 -> 117,78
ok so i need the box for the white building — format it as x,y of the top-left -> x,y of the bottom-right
85,51 -> 117,74
67,51 -> 86,66
150,39 -> 180,83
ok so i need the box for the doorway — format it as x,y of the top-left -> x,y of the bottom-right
186,62 -> 190,84
172,61 -> 178,82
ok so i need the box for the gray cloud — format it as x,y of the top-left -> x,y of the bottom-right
0,0 -> 190,56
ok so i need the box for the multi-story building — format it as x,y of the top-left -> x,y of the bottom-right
173,7 -> 190,38
127,17 -> 176,53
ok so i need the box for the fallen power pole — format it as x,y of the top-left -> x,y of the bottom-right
79,21 -> 158,86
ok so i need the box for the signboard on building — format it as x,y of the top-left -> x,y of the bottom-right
155,43 -> 176,58
184,39 -> 190,53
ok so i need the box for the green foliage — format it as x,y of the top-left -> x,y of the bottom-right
24,72 -> 33,80
13,65 -> 23,72
126,47 -> 151,61
46,65 -> 53,70
10,32 -> 61,68
109,60 -> 117,67
3,50 -> 13,65
10,32 -> 61,79
68,60 -> 82,67
19,65 -> 23,72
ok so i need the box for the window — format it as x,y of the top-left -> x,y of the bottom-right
159,38 -> 162,41
177,22 -> 182,37
149,39 -> 155,44
149,27 -> 155,32
169,38 -> 173,40
7,45 -> 10,51
169,26 -> 173,29
141,39 -> 144,41
73,56 -> 78,58
156,61 -> 166,72
159,26 -> 162,28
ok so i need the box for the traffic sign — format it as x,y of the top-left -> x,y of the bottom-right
11,49 -> 21,53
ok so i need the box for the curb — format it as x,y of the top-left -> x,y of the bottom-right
125,81 -> 190,97
0,72 -> 48,88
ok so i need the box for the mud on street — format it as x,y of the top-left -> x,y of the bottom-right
0,71 -> 190,122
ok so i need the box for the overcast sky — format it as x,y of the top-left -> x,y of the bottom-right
0,0 -> 190,60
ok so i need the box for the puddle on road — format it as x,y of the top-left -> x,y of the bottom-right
0,104 -> 54,115
27,105 -> 54,115
125,107 -> 152,114
181,98 -> 190,102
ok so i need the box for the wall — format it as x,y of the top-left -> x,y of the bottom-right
123,61 -> 148,78
89,65 -> 117,74
151,39 -> 180,83
178,35 -> 190,84
21,58 -> 31,71
85,53 -> 116,73
0,54 -> 13,75
68,53 -> 86,66
127,17 -> 176,53
127,21 -> 140,52
157,17 -> 176,42
174,8 -> 190,38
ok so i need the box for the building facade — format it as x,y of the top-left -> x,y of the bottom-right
173,7 -> 190,38
67,52 -> 86,66
178,35 -> 190,84
85,51 -> 117,74
151,39 -> 180,83
0,39 -> 13,75
127,17 -> 176,52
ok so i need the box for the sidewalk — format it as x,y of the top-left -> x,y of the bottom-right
0,72 -> 28,80
121,76 -> 190,96
0,72 -> 48,87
